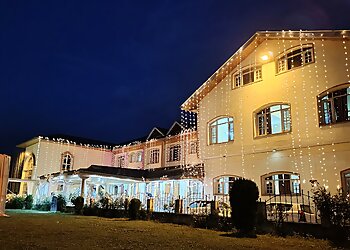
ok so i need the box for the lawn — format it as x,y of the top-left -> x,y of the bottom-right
0,211 -> 336,249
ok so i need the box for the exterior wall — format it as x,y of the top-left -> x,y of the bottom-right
24,140 -> 113,179
197,37 -> 350,198
0,154 -> 10,214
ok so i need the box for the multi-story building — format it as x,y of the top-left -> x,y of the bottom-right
181,30 -> 350,202
14,122 -> 203,209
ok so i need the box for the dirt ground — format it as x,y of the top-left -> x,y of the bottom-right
0,210 -> 337,249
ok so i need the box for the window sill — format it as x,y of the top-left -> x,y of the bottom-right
254,131 -> 291,140
208,140 -> 235,146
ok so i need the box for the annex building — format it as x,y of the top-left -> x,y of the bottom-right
13,30 -> 350,208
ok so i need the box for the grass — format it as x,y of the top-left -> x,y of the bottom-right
0,210 -> 337,249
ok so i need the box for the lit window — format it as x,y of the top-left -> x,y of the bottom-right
129,151 -> 143,163
341,169 -> 350,194
117,155 -> 125,167
61,152 -> 73,171
276,45 -> 314,73
318,85 -> 350,125
209,117 -> 234,144
233,65 -> 262,88
149,148 -> 160,164
262,172 -> 300,195
167,145 -> 181,162
213,176 -> 240,195
256,104 -> 291,136
189,142 -> 197,154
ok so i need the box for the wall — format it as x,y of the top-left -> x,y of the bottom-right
197,37 -> 350,197
0,154 -> 10,215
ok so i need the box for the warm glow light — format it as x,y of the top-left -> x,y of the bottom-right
261,55 -> 269,61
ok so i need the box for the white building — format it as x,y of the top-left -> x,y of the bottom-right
181,30 -> 350,202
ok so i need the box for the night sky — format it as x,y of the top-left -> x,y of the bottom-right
1,0 -> 349,156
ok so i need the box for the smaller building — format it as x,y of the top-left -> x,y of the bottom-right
15,122 -> 204,211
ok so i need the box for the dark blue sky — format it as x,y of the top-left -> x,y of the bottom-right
1,0 -> 349,155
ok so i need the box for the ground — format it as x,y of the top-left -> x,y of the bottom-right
0,211 -> 337,249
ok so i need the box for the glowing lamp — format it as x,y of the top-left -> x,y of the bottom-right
261,55 -> 269,61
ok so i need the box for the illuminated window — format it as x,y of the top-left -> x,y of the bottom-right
61,152 -> 73,171
167,145 -> 181,162
117,155 -> 125,167
148,148 -> 160,164
189,142 -> 197,154
262,172 -> 300,195
209,117 -> 234,144
256,104 -> 291,136
276,44 -> 314,73
129,152 -> 142,163
318,85 -> 350,125
341,169 -> 350,194
213,176 -> 240,195
233,65 -> 262,88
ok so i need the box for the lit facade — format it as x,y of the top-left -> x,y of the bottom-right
182,30 -> 350,201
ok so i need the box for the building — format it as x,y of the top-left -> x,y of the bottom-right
14,30 -> 350,208
14,122 -> 203,210
181,30 -> 350,202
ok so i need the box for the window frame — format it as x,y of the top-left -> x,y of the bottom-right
276,44 -> 314,74
117,155 -> 126,167
213,175 -> 241,195
340,168 -> 350,194
208,116 -> 234,145
232,65 -> 262,89
318,84 -> 350,126
254,103 -> 291,138
61,152 -> 73,172
261,172 -> 301,196
167,144 -> 181,162
148,148 -> 160,164
189,141 -> 197,155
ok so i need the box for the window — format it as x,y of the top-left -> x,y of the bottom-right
129,152 -> 142,163
117,155 -> 125,167
341,169 -> 350,194
209,117 -> 234,144
167,145 -> 181,162
318,85 -> 350,125
214,176 -> 240,195
256,104 -> 291,136
149,148 -> 160,164
61,152 -> 73,171
262,172 -> 300,195
233,65 -> 262,88
189,142 -> 197,154
276,45 -> 314,73
57,184 -> 64,192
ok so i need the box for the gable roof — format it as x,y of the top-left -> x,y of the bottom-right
181,30 -> 349,112
166,121 -> 184,136
146,127 -> 168,140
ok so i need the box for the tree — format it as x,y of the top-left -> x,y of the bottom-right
229,178 -> 259,236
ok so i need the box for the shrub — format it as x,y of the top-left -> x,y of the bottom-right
128,198 -> 141,220
83,204 -> 99,216
57,195 -> 66,212
24,195 -> 34,209
313,186 -> 350,242
71,196 -> 84,214
6,195 -> 25,209
34,199 -> 51,211
229,178 -> 259,237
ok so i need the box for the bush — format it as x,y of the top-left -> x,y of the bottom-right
34,199 -> 51,211
128,198 -> 141,220
6,195 -> 25,209
83,204 -> 99,216
71,196 -> 84,214
57,195 -> 66,212
229,178 -> 259,237
24,195 -> 33,209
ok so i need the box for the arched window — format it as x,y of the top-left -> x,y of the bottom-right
261,172 -> 300,196
318,85 -> 350,125
341,169 -> 350,194
255,104 -> 291,136
276,44 -> 314,73
61,152 -> 73,171
213,175 -> 241,195
209,117 -> 234,144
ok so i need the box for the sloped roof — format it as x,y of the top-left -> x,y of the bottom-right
181,30 -> 350,112
40,164 -> 204,181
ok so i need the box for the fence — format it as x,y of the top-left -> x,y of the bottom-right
146,190 -> 322,224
